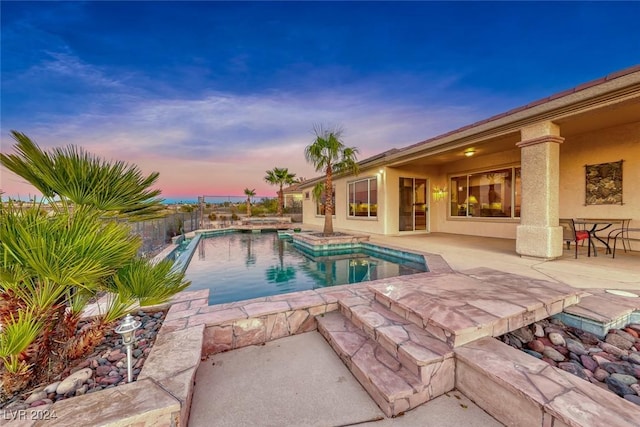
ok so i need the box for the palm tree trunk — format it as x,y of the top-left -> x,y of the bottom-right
277,187 -> 283,217
324,167 -> 333,235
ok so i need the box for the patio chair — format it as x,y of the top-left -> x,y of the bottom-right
559,218 -> 590,258
610,226 -> 639,258
606,219 -> 631,254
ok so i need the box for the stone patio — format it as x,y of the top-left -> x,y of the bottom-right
7,233 -> 640,426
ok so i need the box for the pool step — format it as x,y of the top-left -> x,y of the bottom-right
317,311 -> 454,417
368,272 -> 582,347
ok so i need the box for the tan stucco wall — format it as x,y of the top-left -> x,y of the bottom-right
302,121 -> 639,247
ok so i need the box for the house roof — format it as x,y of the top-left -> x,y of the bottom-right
299,64 -> 640,188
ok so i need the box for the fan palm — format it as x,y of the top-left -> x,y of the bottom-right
264,167 -> 296,217
304,125 -> 359,235
0,132 -> 189,398
244,188 -> 256,217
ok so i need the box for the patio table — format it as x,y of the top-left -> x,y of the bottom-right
573,218 -> 630,257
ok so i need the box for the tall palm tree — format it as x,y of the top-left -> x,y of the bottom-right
264,167 -> 296,217
0,131 -> 189,398
244,188 -> 256,217
304,125 -> 359,235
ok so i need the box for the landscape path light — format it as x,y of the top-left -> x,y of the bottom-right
115,313 -> 142,383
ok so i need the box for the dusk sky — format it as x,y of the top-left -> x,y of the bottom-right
2,1 -> 639,202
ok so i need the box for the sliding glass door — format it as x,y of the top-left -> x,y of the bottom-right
399,177 -> 428,232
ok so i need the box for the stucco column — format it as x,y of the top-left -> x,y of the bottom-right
516,122 -> 564,259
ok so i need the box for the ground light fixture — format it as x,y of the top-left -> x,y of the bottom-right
115,313 -> 142,383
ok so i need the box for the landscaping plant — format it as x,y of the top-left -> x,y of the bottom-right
0,131 -> 190,402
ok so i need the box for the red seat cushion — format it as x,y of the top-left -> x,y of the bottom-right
576,231 -> 589,240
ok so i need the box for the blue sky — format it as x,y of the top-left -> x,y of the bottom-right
2,1 -> 639,200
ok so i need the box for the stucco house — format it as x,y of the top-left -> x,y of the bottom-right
300,65 -> 640,259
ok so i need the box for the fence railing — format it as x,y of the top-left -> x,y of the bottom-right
124,212 -> 201,257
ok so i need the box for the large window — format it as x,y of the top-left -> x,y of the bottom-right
348,178 -> 377,217
316,187 -> 335,216
450,167 -> 521,218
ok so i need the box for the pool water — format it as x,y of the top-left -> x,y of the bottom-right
182,231 -> 427,305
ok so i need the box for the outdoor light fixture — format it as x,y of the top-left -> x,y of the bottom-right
464,149 -> 475,157
432,186 -> 448,202
379,169 -> 384,174
115,313 -> 142,383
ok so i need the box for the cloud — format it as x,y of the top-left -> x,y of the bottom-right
2,71 -> 494,199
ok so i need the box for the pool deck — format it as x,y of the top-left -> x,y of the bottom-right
12,230 -> 639,426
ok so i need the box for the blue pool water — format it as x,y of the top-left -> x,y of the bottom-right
180,231 -> 427,305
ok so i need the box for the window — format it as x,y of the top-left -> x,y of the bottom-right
316,187 -> 335,216
450,167 -> 521,218
304,191 -> 310,200
348,178 -> 377,217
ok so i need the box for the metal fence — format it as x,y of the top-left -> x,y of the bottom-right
125,212 -> 201,257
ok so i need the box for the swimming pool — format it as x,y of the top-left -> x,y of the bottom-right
177,231 -> 428,305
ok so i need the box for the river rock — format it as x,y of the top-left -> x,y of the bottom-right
56,368 -> 93,395
96,365 -> 112,376
533,323 -> 545,337
558,362 -> 589,380
610,373 -> 638,385
601,362 -> 637,376
543,347 -> 565,362
25,391 -> 47,404
631,384 -> 640,394
580,355 -> 598,372
44,381 -> 61,394
606,333 -> 634,350
627,352 -> 640,365
523,349 -> 543,359
599,342 -> 628,357
606,376 -> 636,397
566,338 -> 587,356
594,368 -> 610,381
575,330 -> 601,345
624,395 -> 640,406
613,329 -> 636,342
512,327 -> 534,343
624,327 -> 639,339
549,332 -> 566,346
528,339 -> 545,353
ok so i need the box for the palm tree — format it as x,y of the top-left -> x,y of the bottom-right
304,125 -> 359,235
0,131 -> 189,398
244,188 -> 256,217
264,167 -> 296,217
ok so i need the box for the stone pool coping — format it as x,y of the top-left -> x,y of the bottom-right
4,248 -> 448,427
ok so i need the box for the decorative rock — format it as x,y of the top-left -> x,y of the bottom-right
566,338 -> 587,356
558,362 -> 589,380
511,327 -> 534,343
594,368 -> 610,382
56,368 -> 93,395
575,330 -> 601,345
25,391 -> 47,404
95,365 -> 112,376
44,381 -> 61,394
553,345 -> 569,357
523,349 -> 543,359
107,349 -> 126,362
533,323 -> 545,338
605,333 -> 634,351
549,332 -> 566,346
543,347 -> 565,362
601,362 -> 637,376
599,342 -> 628,358
623,326 -> 640,339
613,329 -> 636,343
541,357 -> 557,367
606,376 -> 636,397
631,384 -> 640,394
624,395 -> 640,406
610,373 -> 638,385
628,352 -> 640,365
528,339 -> 545,353
580,355 -> 598,372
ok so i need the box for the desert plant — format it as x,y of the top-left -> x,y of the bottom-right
264,168 -> 296,217
0,131 -> 190,400
304,125 -> 359,235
